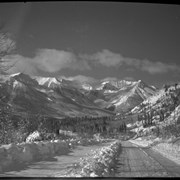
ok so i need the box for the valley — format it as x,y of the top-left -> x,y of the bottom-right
0,72 -> 180,177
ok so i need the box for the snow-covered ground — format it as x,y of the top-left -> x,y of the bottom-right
129,136 -> 162,147
128,105 -> 180,166
0,133 -> 109,173
128,97 -> 180,163
56,140 -> 121,177
0,139 -> 69,172
129,137 -> 180,165
152,142 -> 180,165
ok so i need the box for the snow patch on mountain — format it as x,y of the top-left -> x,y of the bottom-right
35,77 -> 61,88
82,84 -> 92,90
10,72 -> 21,77
12,80 -> 20,88
47,97 -> 53,101
104,90 -> 118,93
112,95 -> 129,106
12,80 -> 27,91
144,89 -> 165,105
102,81 -> 110,85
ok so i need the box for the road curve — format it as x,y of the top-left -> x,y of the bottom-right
114,141 -> 180,177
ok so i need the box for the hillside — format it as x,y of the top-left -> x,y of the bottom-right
127,83 -> 180,139
83,79 -> 157,113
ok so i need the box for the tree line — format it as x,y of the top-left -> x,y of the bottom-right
0,108 -> 128,144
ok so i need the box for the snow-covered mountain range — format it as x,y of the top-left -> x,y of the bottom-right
0,73 -> 158,118
82,79 -> 157,113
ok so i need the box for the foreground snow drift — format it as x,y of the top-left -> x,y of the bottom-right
0,137 -> 106,173
0,140 -> 69,172
62,140 -> 121,177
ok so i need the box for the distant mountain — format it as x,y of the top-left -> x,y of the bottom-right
81,79 -> 157,113
56,77 -> 158,113
0,73 -> 115,118
0,73 -> 158,118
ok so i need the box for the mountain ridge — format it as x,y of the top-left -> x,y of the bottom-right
0,73 -> 157,118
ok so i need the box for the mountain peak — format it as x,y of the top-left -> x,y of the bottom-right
34,77 -> 61,88
9,73 -> 39,88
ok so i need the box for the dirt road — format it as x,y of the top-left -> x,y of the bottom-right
114,141 -> 180,177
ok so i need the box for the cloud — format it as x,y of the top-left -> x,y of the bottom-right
91,49 -> 124,67
4,54 -> 37,75
5,49 -> 90,75
35,49 -> 77,72
62,75 -> 97,83
123,56 -> 180,74
101,77 -> 118,82
83,49 -> 180,74
4,48 -> 180,76
140,59 -> 180,74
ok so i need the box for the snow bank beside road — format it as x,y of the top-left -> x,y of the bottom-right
130,137 -> 180,165
63,140 -> 121,177
152,142 -> 180,165
0,136 -> 108,173
0,140 -> 69,172
129,137 -> 162,147
81,141 -> 121,177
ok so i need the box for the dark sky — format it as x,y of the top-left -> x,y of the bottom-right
0,2 -> 180,87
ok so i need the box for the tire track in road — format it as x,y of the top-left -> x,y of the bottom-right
143,147 -> 180,177
114,141 -> 179,177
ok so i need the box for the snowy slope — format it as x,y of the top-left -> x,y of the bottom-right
129,83 -> 180,135
103,80 -> 156,112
